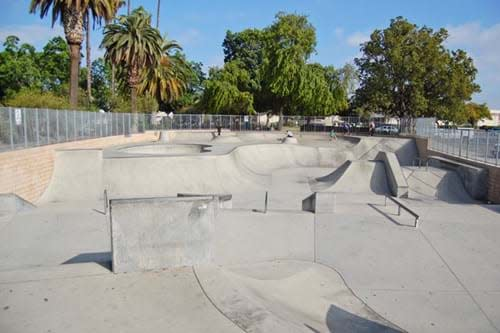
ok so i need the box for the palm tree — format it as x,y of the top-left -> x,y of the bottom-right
85,0 -> 124,105
101,7 -> 163,113
30,0 -> 118,108
138,39 -> 190,103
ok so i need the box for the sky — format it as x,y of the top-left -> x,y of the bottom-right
0,0 -> 499,108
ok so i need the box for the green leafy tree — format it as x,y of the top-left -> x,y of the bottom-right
90,57 -> 112,110
138,39 -> 191,105
353,17 -> 480,121
262,12 -> 316,120
199,61 -> 256,114
170,58 -> 206,112
0,36 -> 41,98
463,102 -> 491,127
223,29 -> 265,80
101,7 -> 163,113
30,0 -> 120,108
38,36 -> 71,92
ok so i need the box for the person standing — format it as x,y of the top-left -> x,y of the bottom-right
369,121 -> 375,136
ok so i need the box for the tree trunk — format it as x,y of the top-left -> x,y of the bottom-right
129,65 -> 140,114
69,43 -> 81,108
85,14 -> 92,106
111,64 -> 116,97
127,0 -> 131,15
156,0 -> 160,28
62,6 -> 84,109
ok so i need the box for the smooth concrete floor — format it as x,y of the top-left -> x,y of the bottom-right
1,135 -> 499,333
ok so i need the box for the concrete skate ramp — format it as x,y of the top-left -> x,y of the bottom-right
118,143 -> 205,155
403,166 -> 475,203
104,144 -> 352,199
195,261 -> 404,333
311,160 -> 389,194
38,149 -> 103,204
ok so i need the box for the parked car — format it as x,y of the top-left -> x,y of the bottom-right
375,125 -> 399,135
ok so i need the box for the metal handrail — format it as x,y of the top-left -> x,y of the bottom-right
385,195 -> 420,228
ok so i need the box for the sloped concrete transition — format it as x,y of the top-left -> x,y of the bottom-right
1,131 -> 499,333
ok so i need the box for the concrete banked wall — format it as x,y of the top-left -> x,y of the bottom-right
103,142 -> 396,198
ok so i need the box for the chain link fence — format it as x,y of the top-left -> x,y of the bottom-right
0,107 -> 411,152
415,117 -> 500,166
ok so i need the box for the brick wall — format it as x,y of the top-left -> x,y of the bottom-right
415,136 -> 500,203
0,132 -> 158,203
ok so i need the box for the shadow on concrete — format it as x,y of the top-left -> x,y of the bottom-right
325,304 -> 405,333
62,252 -> 111,270
367,203 -> 414,228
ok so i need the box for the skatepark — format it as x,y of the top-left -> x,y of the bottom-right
1,130 -> 500,333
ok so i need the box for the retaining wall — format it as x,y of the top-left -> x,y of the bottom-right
0,132 -> 157,203
414,136 -> 500,203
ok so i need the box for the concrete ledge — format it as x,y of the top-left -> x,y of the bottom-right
302,192 -> 336,213
177,193 -> 232,209
376,151 -> 409,198
110,196 -> 218,273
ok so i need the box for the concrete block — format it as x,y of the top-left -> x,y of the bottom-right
177,193 -> 232,209
302,192 -> 336,213
110,196 -> 218,273
376,151 -> 409,198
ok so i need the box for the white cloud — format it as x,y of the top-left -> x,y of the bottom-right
446,22 -> 500,107
346,32 -> 369,47
0,24 -> 64,47
176,28 -> 201,46
203,54 -> 224,73
333,27 -> 344,39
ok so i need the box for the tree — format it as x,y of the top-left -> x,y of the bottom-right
262,12 -> 316,124
138,39 -> 192,104
463,102 -> 491,127
38,37 -> 70,92
101,7 -> 163,113
353,17 -> 480,121
0,36 -> 41,98
199,61 -> 256,114
223,29 -> 265,79
90,57 -> 112,110
30,0 -> 119,108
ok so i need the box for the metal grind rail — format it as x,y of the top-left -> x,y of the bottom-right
385,195 -> 420,228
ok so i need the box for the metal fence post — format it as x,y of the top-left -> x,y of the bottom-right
8,107 -> 14,149
496,133 -> 500,166
73,110 -> 76,140
81,111 -> 85,139
56,110 -> 59,142
485,131 -> 489,163
46,108 -> 50,144
23,108 -> 28,148
35,108 -> 40,146
65,110 -> 68,141
458,130 -> 462,157
466,131 -> 470,159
